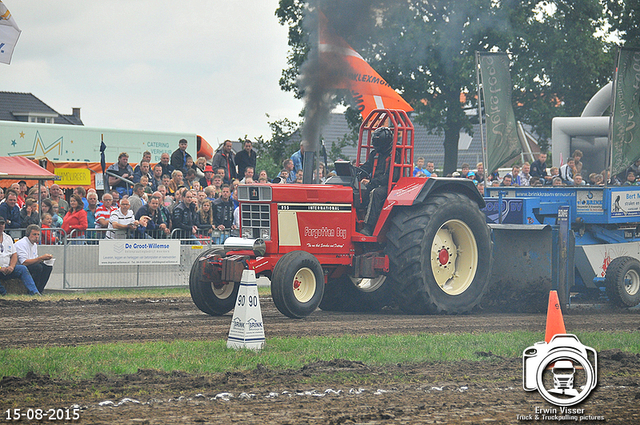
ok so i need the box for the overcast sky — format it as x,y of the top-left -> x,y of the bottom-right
2,0 -> 304,147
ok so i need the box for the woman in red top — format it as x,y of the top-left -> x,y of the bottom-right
61,194 -> 88,239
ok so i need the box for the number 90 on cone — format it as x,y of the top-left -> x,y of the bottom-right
227,270 -> 266,351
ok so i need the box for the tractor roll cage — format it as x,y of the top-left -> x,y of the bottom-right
356,109 -> 415,191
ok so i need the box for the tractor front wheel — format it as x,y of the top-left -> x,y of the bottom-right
189,248 -> 239,316
386,192 -> 492,314
605,256 -> 640,307
271,251 -> 325,318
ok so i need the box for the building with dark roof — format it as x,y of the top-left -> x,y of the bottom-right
318,112 -> 540,171
0,92 -> 83,125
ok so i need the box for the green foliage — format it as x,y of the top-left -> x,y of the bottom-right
255,116 -> 302,179
276,0 -> 615,173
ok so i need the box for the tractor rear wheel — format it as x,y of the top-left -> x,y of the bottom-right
319,274 -> 390,312
605,256 -> 640,307
386,192 -> 492,314
189,248 -> 239,316
271,251 -> 325,318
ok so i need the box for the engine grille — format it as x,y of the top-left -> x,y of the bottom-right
240,203 -> 271,240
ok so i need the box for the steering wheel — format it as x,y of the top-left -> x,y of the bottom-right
352,165 -> 370,179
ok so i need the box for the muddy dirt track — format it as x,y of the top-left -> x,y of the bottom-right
1,296 -> 640,424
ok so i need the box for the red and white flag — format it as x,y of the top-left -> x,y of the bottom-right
318,13 -> 413,118
0,0 -> 21,65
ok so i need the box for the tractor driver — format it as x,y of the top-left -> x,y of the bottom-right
359,127 -> 393,236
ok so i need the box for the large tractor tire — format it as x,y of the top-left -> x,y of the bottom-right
605,256 -> 640,307
189,248 -> 239,316
271,251 -> 325,318
319,274 -> 391,312
386,192 -> 492,314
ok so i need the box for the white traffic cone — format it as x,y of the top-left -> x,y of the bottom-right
227,269 -> 265,351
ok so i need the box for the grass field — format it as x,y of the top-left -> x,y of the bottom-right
2,331 -> 639,381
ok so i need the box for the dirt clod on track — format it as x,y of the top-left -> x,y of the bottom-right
2,296 -> 639,424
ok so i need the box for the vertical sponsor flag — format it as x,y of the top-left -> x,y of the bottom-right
610,47 -> 640,178
478,52 -> 520,174
0,1 -> 21,65
318,13 -> 413,118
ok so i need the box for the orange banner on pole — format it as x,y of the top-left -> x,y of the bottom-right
318,13 -> 413,118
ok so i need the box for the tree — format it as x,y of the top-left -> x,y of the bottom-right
255,116 -> 301,179
277,0 -> 613,174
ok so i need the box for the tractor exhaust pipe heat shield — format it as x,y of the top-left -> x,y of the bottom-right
224,237 -> 266,256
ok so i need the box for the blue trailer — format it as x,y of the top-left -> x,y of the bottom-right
484,185 -> 640,309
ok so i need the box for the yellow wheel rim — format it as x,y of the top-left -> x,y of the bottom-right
430,219 -> 478,296
292,267 -> 317,303
211,282 -> 234,300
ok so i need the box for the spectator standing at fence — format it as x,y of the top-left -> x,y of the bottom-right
291,143 -> 304,176
107,198 -> 138,239
0,190 -> 21,229
50,201 -> 64,227
135,196 -> 165,238
211,140 -> 237,184
72,186 -> 88,209
15,224 -> 53,295
474,162 -> 484,183
158,152 -> 174,177
213,185 -> 236,242
559,158 -> 576,184
170,139 -> 192,174
40,213 -> 57,245
62,194 -> 88,239
20,198 -> 40,227
167,170 -> 184,195
95,193 -> 116,230
48,185 -> 69,218
108,152 -> 134,197
85,191 -> 99,237
139,193 -> 171,238
235,140 -> 257,181
531,152 -> 551,184
171,189 -> 198,239
39,185 -> 49,200
133,160 -> 152,184
132,151 -> 152,176
196,199 -> 214,238
150,164 -> 164,192
0,218 -> 41,296
199,165 -> 215,188
17,181 -> 28,209
128,183 -> 147,215
240,167 -> 255,184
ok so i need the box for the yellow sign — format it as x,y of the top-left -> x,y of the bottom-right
54,168 -> 91,186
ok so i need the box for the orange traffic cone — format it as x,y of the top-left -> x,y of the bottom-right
544,290 -> 567,343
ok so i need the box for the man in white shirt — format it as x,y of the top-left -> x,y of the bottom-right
0,218 -> 40,295
107,198 -> 139,239
15,224 -> 53,294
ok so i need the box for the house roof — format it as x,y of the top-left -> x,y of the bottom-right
0,92 -> 83,125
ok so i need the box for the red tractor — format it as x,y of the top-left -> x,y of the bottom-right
190,109 -> 492,318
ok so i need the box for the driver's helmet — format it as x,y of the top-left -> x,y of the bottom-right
371,127 -> 393,154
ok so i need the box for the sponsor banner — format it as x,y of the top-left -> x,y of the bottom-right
98,239 -> 180,265
576,190 -> 604,213
611,190 -> 640,217
54,167 -> 91,186
610,47 -> 640,178
478,52 -> 521,174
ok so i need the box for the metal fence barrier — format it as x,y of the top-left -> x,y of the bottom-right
5,227 -> 232,291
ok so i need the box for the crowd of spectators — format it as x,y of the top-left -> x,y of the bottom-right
0,138 -> 322,249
